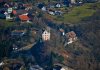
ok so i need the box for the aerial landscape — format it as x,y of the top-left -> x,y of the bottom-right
0,0 -> 100,70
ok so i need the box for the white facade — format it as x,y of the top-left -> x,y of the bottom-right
61,68 -> 65,70
0,62 -> 4,66
56,4 -> 61,8
48,11 -> 55,15
71,0 -> 76,4
8,8 -> 12,13
61,67 -> 74,70
42,30 -> 50,41
4,12 -> 12,20
41,6 -> 46,11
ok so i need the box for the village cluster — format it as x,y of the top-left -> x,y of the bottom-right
0,1 -> 78,51
0,1 -> 83,70
0,0 -> 84,20
37,0 -> 83,15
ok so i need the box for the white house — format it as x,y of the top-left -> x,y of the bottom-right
71,0 -> 76,4
41,6 -> 46,11
0,62 -> 4,66
4,12 -> 11,20
48,11 -> 55,15
42,30 -> 50,41
56,3 -> 61,8
8,8 -> 12,13
61,68 -> 65,70
61,66 -> 74,70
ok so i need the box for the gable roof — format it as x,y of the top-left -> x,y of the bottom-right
12,10 -> 17,15
66,31 -> 76,38
19,14 -> 29,21
42,30 -> 50,34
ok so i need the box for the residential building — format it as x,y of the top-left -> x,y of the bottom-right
48,9 -> 55,15
70,0 -> 76,4
41,6 -> 46,11
18,14 -> 30,23
56,3 -> 61,8
12,10 -> 17,15
60,66 -> 74,70
66,31 -> 77,44
8,8 -> 12,13
4,12 -> 11,20
42,30 -> 50,41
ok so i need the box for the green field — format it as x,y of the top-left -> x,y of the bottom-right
50,3 -> 100,24
0,19 -> 15,30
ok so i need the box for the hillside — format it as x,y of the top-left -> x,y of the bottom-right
45,2 -> 100,24
0,1 -> 100,70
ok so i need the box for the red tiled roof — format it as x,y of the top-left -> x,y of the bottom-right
67,31 -> 76,38
19,15 -> 29,21
12,10 -> 17,15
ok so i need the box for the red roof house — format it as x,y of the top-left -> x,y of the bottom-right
12,10 -> 17,15
19,14 -> 30,21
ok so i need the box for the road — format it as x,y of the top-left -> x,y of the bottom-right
17,42 -> 36,51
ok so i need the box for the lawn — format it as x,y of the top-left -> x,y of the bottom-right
0,19 -> 15,30
46,3 -> 99,24
63,3 -> 96,23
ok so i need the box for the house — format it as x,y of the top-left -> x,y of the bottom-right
48,9 -> 55,15
12,10 -> 17,15
0,62 -> 4,66
41,6 -> 47,11
42,30 -> 50,41
60,66 -> 74,70
66,31 -> 77,44
56,3 -> 61,8
18,14 -> 30,23
4,12 -> 12,20
8,8 -> 13,13
70,0 -> 76,4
